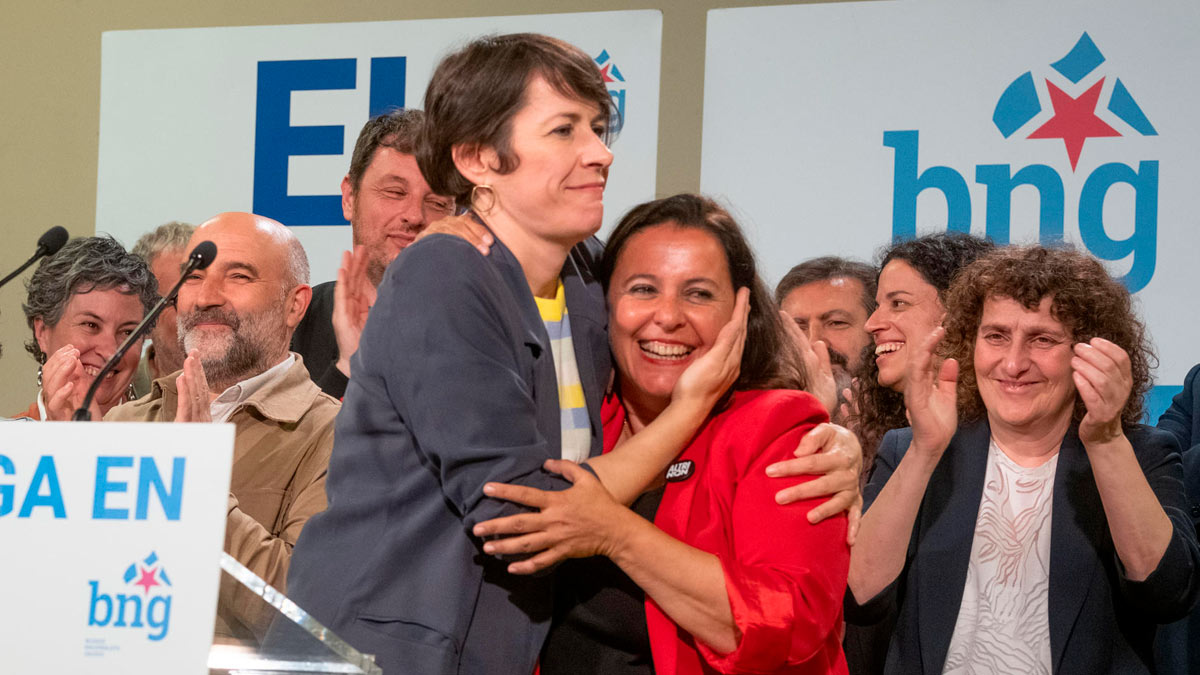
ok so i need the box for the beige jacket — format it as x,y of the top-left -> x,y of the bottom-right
106,354 -> 340,640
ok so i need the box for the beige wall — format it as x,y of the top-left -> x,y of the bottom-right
0,0 -> 849,413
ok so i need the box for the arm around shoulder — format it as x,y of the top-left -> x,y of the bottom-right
364,237 -> 573,528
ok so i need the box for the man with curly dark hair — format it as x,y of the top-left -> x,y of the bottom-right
847,244 -> 1200,674
290,108 -> 455,399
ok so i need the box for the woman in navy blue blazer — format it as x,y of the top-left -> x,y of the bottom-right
847,245 -> 1200,674
286,34 -> 750,675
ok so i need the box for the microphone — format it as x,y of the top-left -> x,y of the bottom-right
0,226 -> 69,289
72,241 -> 218,421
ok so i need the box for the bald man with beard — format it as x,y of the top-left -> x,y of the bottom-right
104,212 -> 340,641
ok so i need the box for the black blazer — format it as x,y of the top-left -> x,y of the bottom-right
1157,364 -> 1200,529
847,422 -> 1200,674
290,280 -> 348,399
1153,364 -> 1200,675
286,232 -> 610,675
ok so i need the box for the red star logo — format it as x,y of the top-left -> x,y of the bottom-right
599,63 -> 615,84
134,566 -> 160,595
1027,78 -> 1121,171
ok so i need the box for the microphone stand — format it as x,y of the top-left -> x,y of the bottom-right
72,244 -> 215,421
0,257 -> 44,289
0,227 -> 68,289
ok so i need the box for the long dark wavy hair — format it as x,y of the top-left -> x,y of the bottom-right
600,194 -> 806,407
941,245 -> 1153,428
852,232 -> 995,466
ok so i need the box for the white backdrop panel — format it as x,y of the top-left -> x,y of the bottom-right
97,11 -> 662,285
702,0 -> 1200,406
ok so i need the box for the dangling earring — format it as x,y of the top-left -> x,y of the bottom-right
126,382 -> 138,403
37,364 -> 43,389
471,184 -> 498,214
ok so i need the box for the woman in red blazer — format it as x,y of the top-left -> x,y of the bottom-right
476,194 -> 850,674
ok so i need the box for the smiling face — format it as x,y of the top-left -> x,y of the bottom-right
864,260 -> 945,391
34,288 -> 145,412
481,75 -> 613,248
176,214 -> 308,390
608,224 -> 736,413
975,295 -> 1077,441
344,147 -> 455,287
780,277 -> 872,374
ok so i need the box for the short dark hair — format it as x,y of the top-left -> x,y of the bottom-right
346,108 -> 427,193
418,33 -> 615,205
23,236 -> 159,364
942,245 -> 1154,428
775,256 -> 877,316
601,194 -> 806,399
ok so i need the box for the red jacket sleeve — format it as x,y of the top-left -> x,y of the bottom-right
698,393 -> 850,673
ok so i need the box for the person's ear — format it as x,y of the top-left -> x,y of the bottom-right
341,175 -> 356,223
33,317 -> 51,357
284,284 -> 313,330
452,143 -> 500,185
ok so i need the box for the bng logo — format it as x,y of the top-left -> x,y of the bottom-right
885,32 -> 1159,292
595,49 -> 627,132
87,551 -> 173,642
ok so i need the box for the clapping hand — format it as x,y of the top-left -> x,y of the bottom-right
904,327 -> 958,459
332,246 -> 378,377
42,344 -> 99,421
780,310 -> 839,417
1073,337 -> 1132,446
175,350 -> 212,423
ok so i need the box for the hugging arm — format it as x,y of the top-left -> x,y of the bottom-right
478,399 -> 848,670
370,237 -> 579,528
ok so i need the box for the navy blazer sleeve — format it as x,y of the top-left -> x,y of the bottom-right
1157,364 -> 1200,531
363,235 -> 572,528
1117,426 -> 1200,622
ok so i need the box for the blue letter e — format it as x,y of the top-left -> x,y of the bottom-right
253,59 -> 355,225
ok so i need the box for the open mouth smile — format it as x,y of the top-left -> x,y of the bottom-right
875,342 -> 903,357
639,340 -> 694,361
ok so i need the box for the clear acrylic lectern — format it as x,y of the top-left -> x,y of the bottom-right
207,553 -> 382,675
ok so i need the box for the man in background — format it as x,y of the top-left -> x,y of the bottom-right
775,256 -> 876,390
109,211 -> 338,640
130,221 -> 194,395
291,108 -> 455,397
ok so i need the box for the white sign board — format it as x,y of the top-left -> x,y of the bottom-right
702,0 -> 1200,416
0,422 -> 234,674
97,11 -> 663,284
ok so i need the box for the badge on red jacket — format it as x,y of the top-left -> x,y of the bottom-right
665,460 -> 695,482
